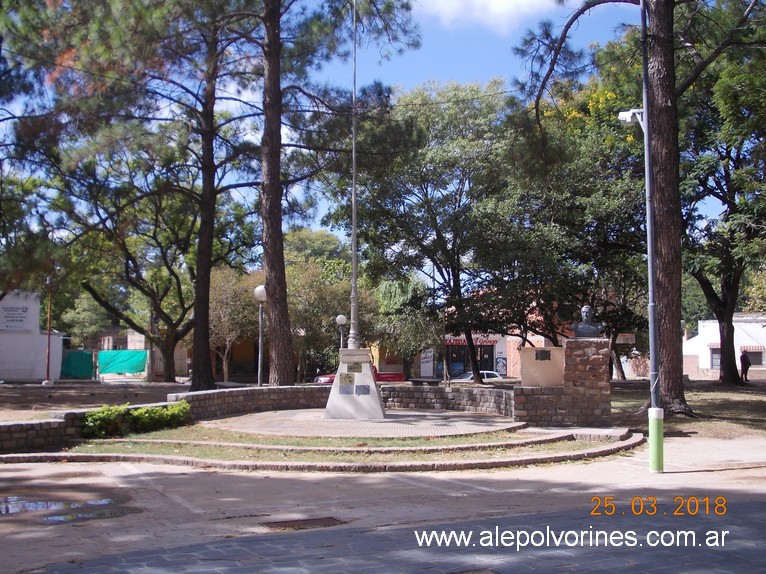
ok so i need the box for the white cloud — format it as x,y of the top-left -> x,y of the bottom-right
413,0 -> 562,35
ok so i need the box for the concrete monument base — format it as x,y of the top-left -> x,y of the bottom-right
324,348 -> 385,420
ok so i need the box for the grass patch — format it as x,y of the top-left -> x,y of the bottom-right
119,426 -> 533,448
66,438 -> 595,463
611,382 -> 766,439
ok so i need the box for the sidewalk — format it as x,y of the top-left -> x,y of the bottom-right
2,427 -> 765,573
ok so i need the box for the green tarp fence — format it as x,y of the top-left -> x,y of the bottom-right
61,350 -> 95,379
98,350 -> 148,375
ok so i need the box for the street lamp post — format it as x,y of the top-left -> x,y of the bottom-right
254,285 -> 267,387
44,280 -> 52,385
323,0 -> 385,420
347,0 -> 361,350
336,314 -> 347,349
618,0 -> 663,473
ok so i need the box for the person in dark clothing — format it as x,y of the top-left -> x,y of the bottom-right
740,350 -> 752,383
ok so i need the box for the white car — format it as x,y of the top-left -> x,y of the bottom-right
452,370 -> 504,383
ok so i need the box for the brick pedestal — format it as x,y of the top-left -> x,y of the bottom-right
513,338 -> 611,426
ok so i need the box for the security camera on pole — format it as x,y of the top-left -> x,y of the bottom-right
618,0 -> 663,474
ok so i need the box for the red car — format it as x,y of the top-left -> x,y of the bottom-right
313,367 -> 404,384
373,368 -> 405,382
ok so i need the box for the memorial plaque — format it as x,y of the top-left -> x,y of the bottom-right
338,372 -> 355,395
346,362 -> 363,373
535,349 -> 551,361
354,385 -> 370,396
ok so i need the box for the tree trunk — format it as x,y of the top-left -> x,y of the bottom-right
159,336 -> 177,383
718,319 -> 741,384
261,0 -> 294,386
693,267 -> 745,385
463,327 -> 482,383
189,39 -> 220,392
296,352 -> 306,384
221,345 -> 231,383
649,0 -> 690,414
611,348 -> 627,381
402,357 -> 412,380
189,194 -> 215,391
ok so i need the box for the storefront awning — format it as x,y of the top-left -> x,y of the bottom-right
740,345 -> 764,352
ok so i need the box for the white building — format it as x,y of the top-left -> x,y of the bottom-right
0,291 -> 63,382
683,313 -> 765,380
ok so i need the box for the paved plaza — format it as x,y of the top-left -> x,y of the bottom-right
200,408 -> 524,438
1,403 -> 765,573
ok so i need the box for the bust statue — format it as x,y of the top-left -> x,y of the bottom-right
572,305 -> 605,338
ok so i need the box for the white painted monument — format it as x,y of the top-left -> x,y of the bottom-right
324,348 -> 385,420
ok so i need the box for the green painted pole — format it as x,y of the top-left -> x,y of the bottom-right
649,407 -> 664,473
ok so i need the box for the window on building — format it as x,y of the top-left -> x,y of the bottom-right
711,349 -> 721,369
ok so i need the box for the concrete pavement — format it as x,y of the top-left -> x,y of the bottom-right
27,501 -> 766,573
1,426 -> 765,573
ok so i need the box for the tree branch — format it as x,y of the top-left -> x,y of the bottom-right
533,0 -> 639,126
675,0 -> 761,97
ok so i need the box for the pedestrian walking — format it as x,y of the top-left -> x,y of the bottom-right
740,350 -> 752,382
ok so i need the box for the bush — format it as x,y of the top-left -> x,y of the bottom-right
131,401 -> 191,433
81,400 -> 191,438
81,404 -> 132,438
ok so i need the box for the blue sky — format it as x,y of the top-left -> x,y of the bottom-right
313,1 -> 645,230
328,0 -> 641,93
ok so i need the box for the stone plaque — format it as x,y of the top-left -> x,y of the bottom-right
339,374 -> 355,395
535,349 -> 551,361
339,372 -> 355,386
346,362 -> 363,373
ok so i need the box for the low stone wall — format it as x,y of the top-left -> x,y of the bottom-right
168,385 -> 331,421
513,386 -> 610,426
380,386 -> 512,416
0,385 -> 331,453
0,414 -> 81,453
380,384 -> 610,426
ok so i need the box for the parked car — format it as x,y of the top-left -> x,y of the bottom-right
312,367 -> 405,384
372,366 -> 405,382
452,370 -> 504,383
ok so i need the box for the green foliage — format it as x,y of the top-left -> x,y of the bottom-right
130,401 -> 191,434
61,294 -> 115,348
285,228 -> 349,265
81,404 -> 132,439
743,267 -> 766,313
285,228 -> 352,283
374,277 -> 442,363
470,69 -> 649,344
0,169 -> 67,297
209,267 -> 260,382
81,400 -> 191,438
1,0 -> 419,389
